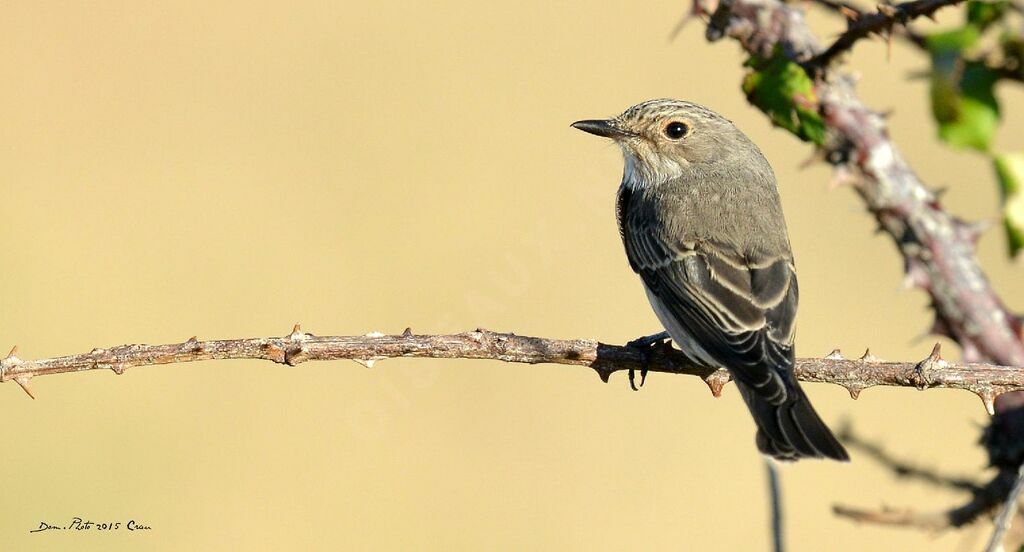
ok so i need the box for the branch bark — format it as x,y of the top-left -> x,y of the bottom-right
0,327 -> 1021,407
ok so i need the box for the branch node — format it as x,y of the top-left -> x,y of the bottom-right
262,342 -> 287,364
1,346 -> 22,381
914,343 -> 947,389
290,324 -> 312,341
185,336 -> 203,352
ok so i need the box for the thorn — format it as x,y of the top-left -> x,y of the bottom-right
877,3 -> 898,18
860,348 -> 881,362
292,323 -> 302,334
913,343 -> 947,389
846,384 -> 865,400
110,364 -> 126,375
901,259 -> 930,290
978,388 -> 996,416
353,358 -> 377,369
829,166 -> 855,189
958,218 -> 993,244
839,5 -> 860,19
7,345 -> 19,358
704,369 -> 731,398
185,336 -> 203,352
594,367 -> 611,383
402,327 -> 413,337
14,376 -> 35,399
825,348 -> 845,360
667,11 -> 694,41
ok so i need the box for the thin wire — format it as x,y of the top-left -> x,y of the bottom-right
766,459 -> 784,552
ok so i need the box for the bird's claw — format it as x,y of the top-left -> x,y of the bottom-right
625,331 -> 671,391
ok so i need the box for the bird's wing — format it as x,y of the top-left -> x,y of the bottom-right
620,202 -> 798,404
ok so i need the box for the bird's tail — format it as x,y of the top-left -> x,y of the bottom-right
737,379 -> 849,462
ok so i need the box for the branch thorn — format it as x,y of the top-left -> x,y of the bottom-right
978,388 -> 996,416
846,383 -> 865,400
825,348 -> 845,360
402,327 -> 413,337
860,348 -> 881,362
14,376 -> 35,399
704,369 -> 731,397
353,358 -> 378,369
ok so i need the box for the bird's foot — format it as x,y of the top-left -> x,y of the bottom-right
625,331 -> 671,391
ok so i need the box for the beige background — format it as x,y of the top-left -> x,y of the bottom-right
2,1 -> 1022,550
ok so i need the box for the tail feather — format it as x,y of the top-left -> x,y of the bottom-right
739,381 -> 849,462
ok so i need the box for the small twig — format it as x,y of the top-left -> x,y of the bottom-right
809,0 -> 929,50
766,460 -> 785,552
838,422 -> 982,492
0,328 -> 1022,404
803,0 -> 965,74
834,468 -> 1020,530
984,463 -> 1024,552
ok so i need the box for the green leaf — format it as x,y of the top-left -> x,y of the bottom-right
929,59 -> 1000,152
994,152 -> 1024,257
926,26 -> 980,53
966,0 -> 1009,30
741,51 -> 825,145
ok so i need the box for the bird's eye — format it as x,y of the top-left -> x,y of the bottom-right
663,121 -> 689,140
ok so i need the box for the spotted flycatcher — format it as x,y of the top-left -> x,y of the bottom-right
573,99 -> 848,461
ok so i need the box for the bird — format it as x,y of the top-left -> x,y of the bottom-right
572,99 -> 848,461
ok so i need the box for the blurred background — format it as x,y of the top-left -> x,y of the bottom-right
2,1 -> 1022,550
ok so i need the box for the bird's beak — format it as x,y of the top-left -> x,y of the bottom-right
571,119 -> 632,140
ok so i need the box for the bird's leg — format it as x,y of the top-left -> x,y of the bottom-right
625,331 -> 671,390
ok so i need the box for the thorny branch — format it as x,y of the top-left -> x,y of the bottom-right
0,327 -> 1021,409
808,0 -> 1024,83
696,0 -> 1024,537
803,0 -> 965,74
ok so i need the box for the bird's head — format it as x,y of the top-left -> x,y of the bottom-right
573,99 -> 754,187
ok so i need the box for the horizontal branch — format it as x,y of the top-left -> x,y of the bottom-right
0,327 -> 1020,411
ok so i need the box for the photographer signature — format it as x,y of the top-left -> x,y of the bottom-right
30,517 -> 151,533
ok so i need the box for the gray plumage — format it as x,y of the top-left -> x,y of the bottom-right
574,99 -> 848,461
